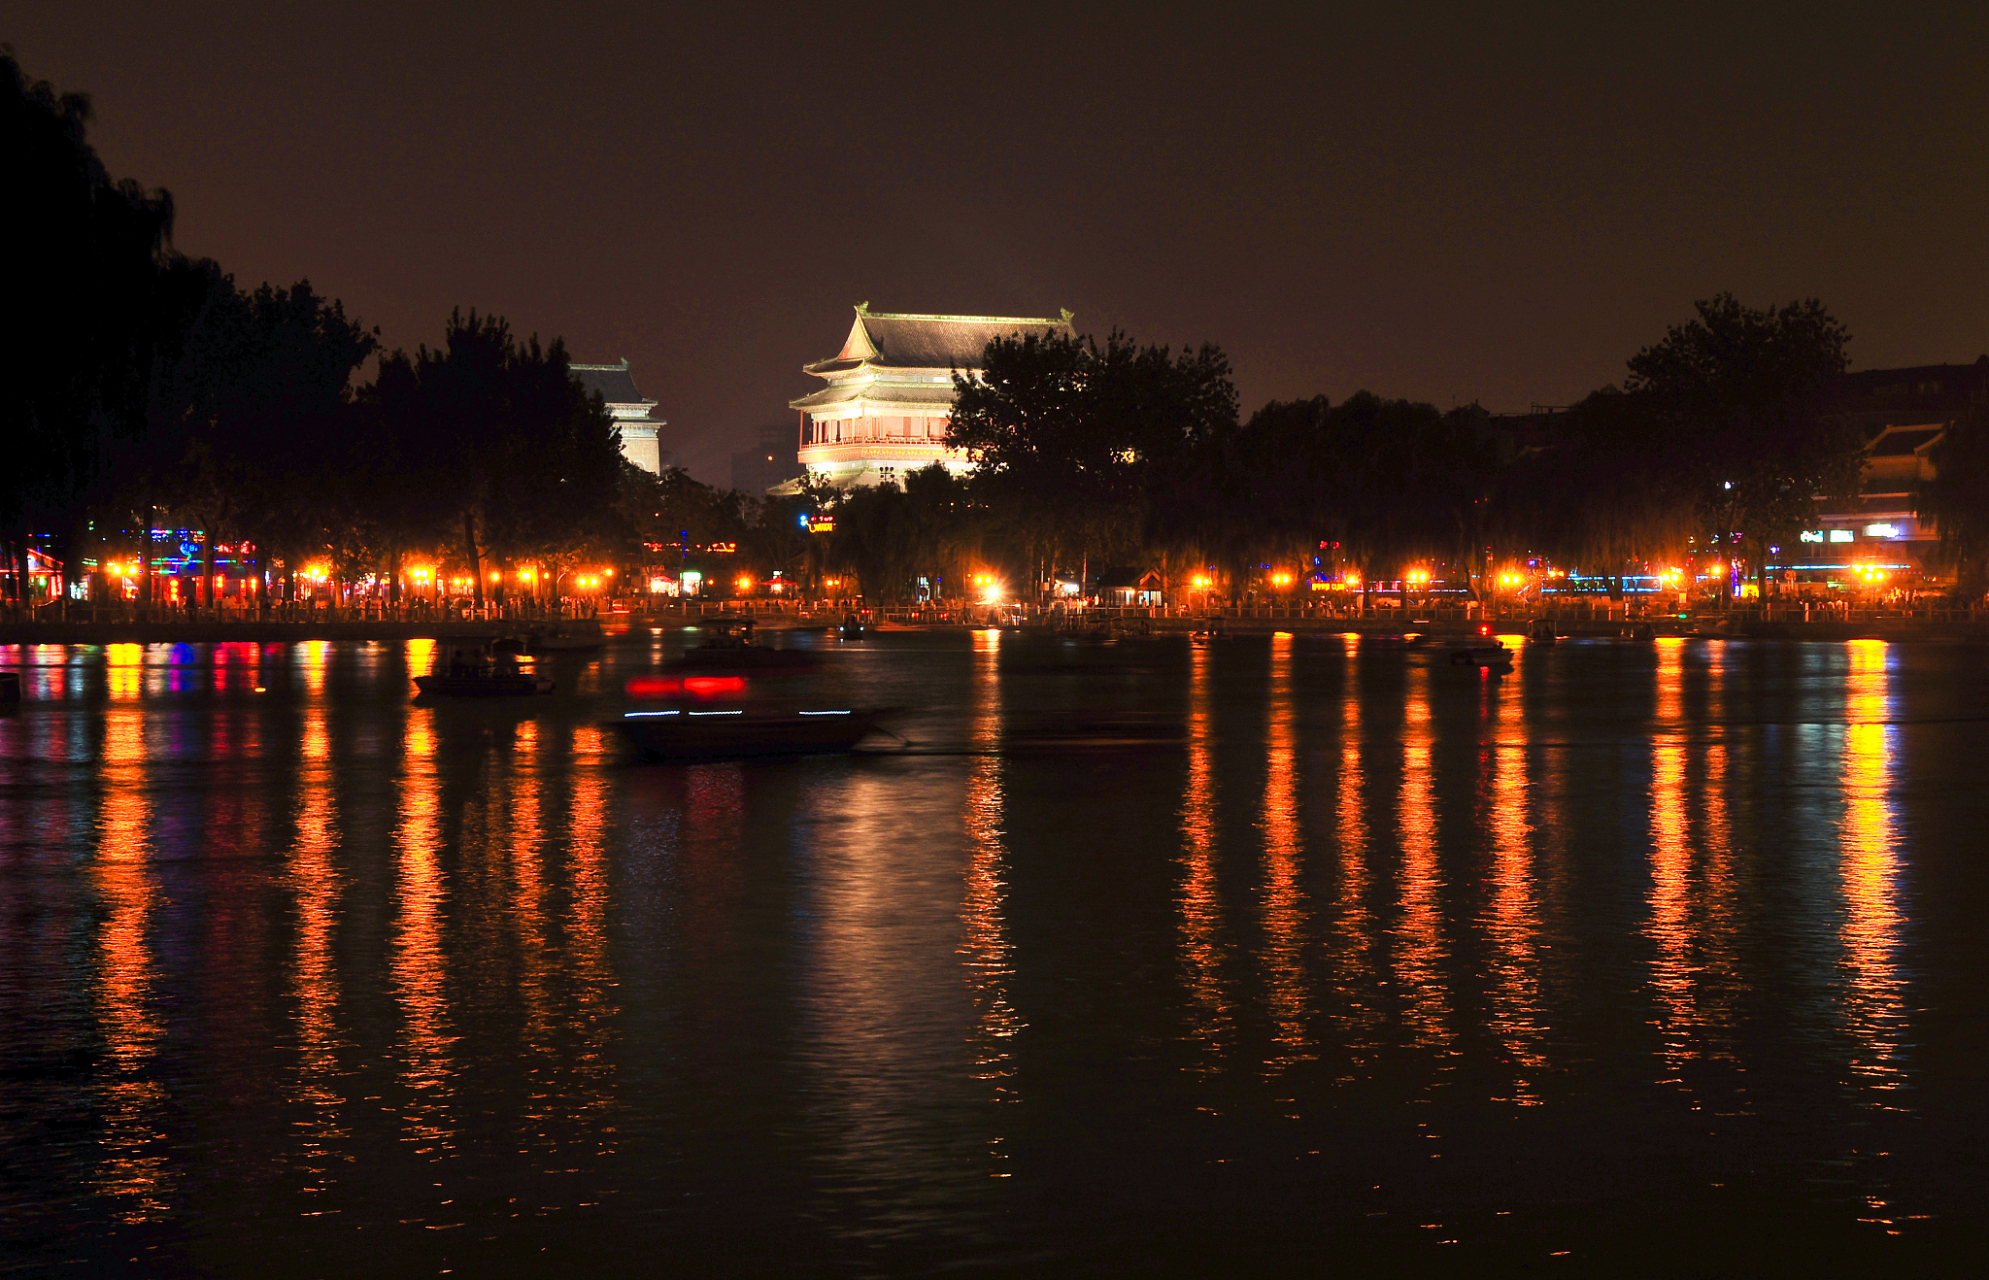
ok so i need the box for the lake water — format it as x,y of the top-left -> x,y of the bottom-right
2,631 -> 1986,1275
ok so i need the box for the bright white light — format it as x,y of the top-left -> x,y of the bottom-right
1829,530 -> 1854,543
1864,523 -> 1897,538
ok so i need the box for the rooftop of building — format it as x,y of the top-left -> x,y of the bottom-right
572,359 -> 657,409
803,303 -> 1074,377
1867,425 -> 1945,457
1836,356 -> 1989,415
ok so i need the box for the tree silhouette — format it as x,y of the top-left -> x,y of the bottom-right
4,48 -> 177,602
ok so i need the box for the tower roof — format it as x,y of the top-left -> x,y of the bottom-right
804,304 -> 1073,376
572,359 -> 656,409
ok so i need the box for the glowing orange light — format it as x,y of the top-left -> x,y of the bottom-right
735,575 -> 753,590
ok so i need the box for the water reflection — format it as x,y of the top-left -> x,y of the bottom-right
1326,634 -> 1380,1077
1259,633 -> 1311,1074
93,694 -> 175,1220
1648,640 -> 1694,1076
1177,640 -> 1231,1072
105,642 -> 144,702
289,702 -> 346,1195
560,731 -> 620,1155
1841,640 -> 1907,1101
1482,665 -> 1544,1102
394,708 -> 456,1155
1393,663 -> 1449,1051
961,630 -> 1021,1172
1646,641 -> 1744,1078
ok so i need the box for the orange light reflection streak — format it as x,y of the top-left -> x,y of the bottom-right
1484,665 -> 1545,1102
1393,663 -> 1450,1051
1259,632 -> 1312,1074
961,629 -> 1022,1173
92,696 -> 176,1220
1177,640 -> 1232,1073
393,708 -> 457,1155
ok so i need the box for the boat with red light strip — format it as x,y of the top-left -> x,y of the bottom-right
615,617 -> 894,759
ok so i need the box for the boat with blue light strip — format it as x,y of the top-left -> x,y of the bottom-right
615,617 -> 893,759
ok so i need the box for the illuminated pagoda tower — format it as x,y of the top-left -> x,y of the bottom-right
787,303 -> 1073,490
573,358 -> 668,474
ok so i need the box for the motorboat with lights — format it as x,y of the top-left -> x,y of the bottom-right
616,617 -> 894,759
1448,640 -> 1514,670
413,642 -> 555,696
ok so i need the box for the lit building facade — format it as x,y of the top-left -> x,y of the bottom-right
574,359 -> 668,474
1797,357 -> 1989,582
788,304 -> 1072,489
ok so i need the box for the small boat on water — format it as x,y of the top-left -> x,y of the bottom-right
1449,640 -> 1515,670
1526,617 -> 1559,645
617,617 -> 893,760
414,642 -> 555,697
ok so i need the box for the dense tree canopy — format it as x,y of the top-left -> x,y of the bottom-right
948,329 -> 1238,570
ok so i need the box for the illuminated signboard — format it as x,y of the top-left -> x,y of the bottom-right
1828,530 -> 1854,543
1864,523 -> 1897,538
1799,530 -> 1824,543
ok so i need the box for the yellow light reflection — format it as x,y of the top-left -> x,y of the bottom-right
1177,639 -> 1231,1072
92,700 -> 176,1219
962,627 -> 1021,1173
302,640 -> 332,697
106,642 -> 143,701
1841,640 -> 1907,1100
1259,631 -> 1312,1073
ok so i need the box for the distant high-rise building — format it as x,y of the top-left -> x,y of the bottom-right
573,359 -> 668,474
786,303 -> 1072,490
733,425 -> 805,495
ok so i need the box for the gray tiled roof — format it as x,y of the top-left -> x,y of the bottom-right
790,382 -> 961,410
859,315 -> 1068,369
572,360 -> 655,408
804,308 -> 1072,376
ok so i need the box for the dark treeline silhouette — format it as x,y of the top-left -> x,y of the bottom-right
14,47 -> 1958,612
3,49 -> 646,610
788,294 -> 1869,607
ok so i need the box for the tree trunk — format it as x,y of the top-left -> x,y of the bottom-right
464,511 -> 484,609
202,533 -> 216,618
138,504 -> 154,611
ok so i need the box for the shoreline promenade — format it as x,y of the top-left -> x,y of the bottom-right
2,605 -> 1985,646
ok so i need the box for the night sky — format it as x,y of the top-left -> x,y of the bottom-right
14,2 -> 1989,481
